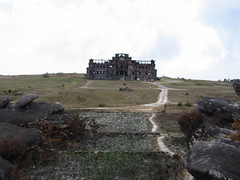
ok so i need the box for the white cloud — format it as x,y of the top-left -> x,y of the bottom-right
0,0 -> 237,80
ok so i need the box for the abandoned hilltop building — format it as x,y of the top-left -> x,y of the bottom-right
87,53 -> 157,81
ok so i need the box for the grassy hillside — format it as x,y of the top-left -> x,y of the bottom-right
0,74 -> 159,109
161,78 -> 238,109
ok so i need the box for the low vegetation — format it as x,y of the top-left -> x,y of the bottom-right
161,78 -> 238,109
178,109 -> 203,142
0,74 -> 159,109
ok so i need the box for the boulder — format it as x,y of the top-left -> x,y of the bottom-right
197,97 -> 240,120
233,79 -> 240,96
48,102 -> 64,114
0,122 -> 42,148
15,94 -> 38,108
0,97 -> 12,109
0,102 -> 64,125
204,124 -> 235,139
187,141 -> 240,180
0,157 -> 16,180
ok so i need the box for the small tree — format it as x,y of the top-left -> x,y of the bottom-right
178,109 -> 202,142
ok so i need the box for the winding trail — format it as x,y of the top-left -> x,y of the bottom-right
145,83 -> 175,156
78,80 -> 175,156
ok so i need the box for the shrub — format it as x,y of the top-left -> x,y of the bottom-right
231,120 -> 240,141
184,102 -> 192,107
119,87 -> 133,91
77,96 -> 86,102
232,120 -> 240,130
43,72 -> 49,78
178,109 -> 203,142
0,136 -> 28,165
98,103 -> 106,107
177,102 -> 182,107
230,133 -> 239,141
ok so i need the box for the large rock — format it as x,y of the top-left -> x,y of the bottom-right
197,97 -> 240,120
187,141 -> 240,180
15,94 -> 38,108
0,122 -> 42,148
0,101 -> 64,125
233,79 -> 240,96
0,97 -> 12,109
48,102 -> 64,114
0,157 -> 16,180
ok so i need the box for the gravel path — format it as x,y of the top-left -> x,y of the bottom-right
145,82 -> 176,156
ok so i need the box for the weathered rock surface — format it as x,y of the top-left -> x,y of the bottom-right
0,156 -> 16,180
0,101 -> 64,125
15,94 -> 38,108
0,97 -> 12,109
187,140 -> 240,180
49,102 -> 65,114
0,122 -> 42,148
204,124 -> 235,139
197,97 -> 240,120
233,79 -> 240,96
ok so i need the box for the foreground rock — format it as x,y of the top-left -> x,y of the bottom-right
0,97 -> 12,109
233,79 -> 240,96
0,122 -> 42,148
15,94 -> 38,109
187,140 -> 240,180
197,97 -> 240,120
0,101 -> 65,125
185,95 -> 240,179
0,157 -> 16,180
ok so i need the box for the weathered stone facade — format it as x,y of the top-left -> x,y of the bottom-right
87,53 -> 157,81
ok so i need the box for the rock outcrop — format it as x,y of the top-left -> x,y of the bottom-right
197,97 -> 240,121
0,157 -> 16,180
186,85 -> 240,179
0,97 -> 12,109
0,96 -> 64,126
15,94 -> 38,109
0,122 -> 42,148
187,140 -> 240,180
233,79 -> 240,96
0,94 -> 65,178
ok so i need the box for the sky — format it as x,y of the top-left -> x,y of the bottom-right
0,0 -> 240,80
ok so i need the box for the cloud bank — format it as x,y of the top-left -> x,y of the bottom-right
0,0 -> 239,80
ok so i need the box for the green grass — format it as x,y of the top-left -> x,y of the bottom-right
87,80 -> 158,89
28,151 -> 184,180
153,112 -> 188,155
160,78 -> 238,112
0,74 -> 159,109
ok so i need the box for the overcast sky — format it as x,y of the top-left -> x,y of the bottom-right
0,0 -> 239,80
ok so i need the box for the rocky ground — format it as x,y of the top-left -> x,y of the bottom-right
184,80 -> 240,179
0,94 -> 184,180
2,80 -> 240,179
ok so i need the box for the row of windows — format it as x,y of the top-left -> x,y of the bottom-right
91,65 -> 154,69
90,71 -> 153,76
134,72 -> 153,75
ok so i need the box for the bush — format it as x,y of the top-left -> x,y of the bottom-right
0,136 -> 28,165
177,102 -> 182,107
231,120 -> 240,141
184,102 -> 192,107
119,87 -> 133,91
43,73 -> 49,78
98,103 -> 106,107
178,109 -> 202,142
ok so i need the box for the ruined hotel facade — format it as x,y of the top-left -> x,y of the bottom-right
87,53 -> 157,81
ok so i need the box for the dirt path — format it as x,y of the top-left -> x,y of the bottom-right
79,81 -> 93,88
146,83 -> 175,156
78,81 -> 175,156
